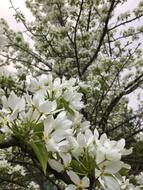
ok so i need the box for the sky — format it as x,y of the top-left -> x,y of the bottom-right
0,0 -> 143,110
0,0 -> 32,31
0,0 -> 142,30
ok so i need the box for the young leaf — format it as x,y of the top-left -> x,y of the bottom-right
31,141 -> 48,175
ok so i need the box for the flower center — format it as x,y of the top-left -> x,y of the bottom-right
76,184 -> 84,190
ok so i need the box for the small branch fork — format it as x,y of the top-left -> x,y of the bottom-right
82,0 -> 116,75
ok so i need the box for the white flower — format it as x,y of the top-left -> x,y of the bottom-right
95,169 -> 120,190
63,89 -> 84,110
27,74 -> 52,93
19,107 -> 41,123
96,135 -> 131,164
60,153 -> 72,167
2,91 -> 25,121
136,132 -> 143,141
48,153 -> 71,172
26,93 -> 57,115
120,177 -> 130,189
77,129 -> 93,149
9,165 -> 26,176
2,91 -> 25,113
136,172 -> 143,185
102,176 -> 120,190
44,112 -> 72,152
0,88 -> 5,96
27,181 -> 40,190
119,176 -> 141,190
80,121 -> 90,132
104,161 -> 129,174
39,100 -> 57,114
66,171 -> 90,190
0,159 -> 11,168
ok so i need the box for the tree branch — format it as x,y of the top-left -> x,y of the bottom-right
109,14 -> 143,31
86,3 -> 92,32
82,0 -> 116,74
126,128 -> 143,142
99,72 -> 143,130
106,111 -> 143,134
73,0 -> 84,77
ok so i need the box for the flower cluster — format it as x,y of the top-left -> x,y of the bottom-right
0,74 -> 140,189
27,181 -> 40,190
0,149 -> 26,176
136,172 -> 143,186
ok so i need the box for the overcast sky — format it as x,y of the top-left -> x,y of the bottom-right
0,0 -> 142,30
0,0 -> 143,110
0,0 -> 33,31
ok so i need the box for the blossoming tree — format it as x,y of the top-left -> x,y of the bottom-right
0,0 -> 143,189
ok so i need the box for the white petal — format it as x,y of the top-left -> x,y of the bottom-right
60,153 -> 71,166
56,111 -> 66,119
63,90 -> 72,101
65,184 -> 76,190
53,78 -> 61,87
117,139 -> 125,150
55,112 -> 72,129
85,129 -> 93,144
48,159 -> 64,172
2,95 -> 9,109
67,171 -> 80,185
52,131 -> 65,142
14,97 -> 25,111
107,151 -> 121,161
33,94 -> 42,108
39,74 -> 49,84
96,150 -> 105,164
30,109 -> 40,121
105,161 -> 123,174
95,169 -> 102,178
67,136 -> 78,149
80,121 -> 90,132
39,100 -> 57,114
104,176 -> 120,190
25,94 -> 32,105
9,110 -> 18,122
77,133 -> 86,147
52,129 -> 72,142
8,91 -> 18,109
98,177 -> 105,188
94,128 -> 99,139
46,138 -> 59,152
82,176 -> 90,188
44,115 -> 54,134
122,163 -> 131,170
58,140 -> 70,152
100,134 -> 107,144
121,147 -> 133,155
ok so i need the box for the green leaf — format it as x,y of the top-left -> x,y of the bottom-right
33,122 -> 44,138
119,168 -> 129,176
82,152 -> 97,176
0,133 -> 5,143
57,97 -> 75,116
70,159 -> 88,175
31,141 -> 48,175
